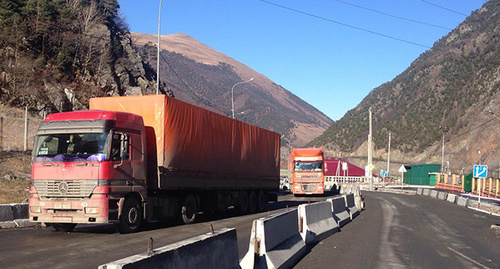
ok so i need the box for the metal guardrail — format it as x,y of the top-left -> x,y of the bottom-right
435,174 -> 464,192
471,177 -> 499,198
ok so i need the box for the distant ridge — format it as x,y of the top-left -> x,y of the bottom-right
309,0 -> 500,174
132,32 -> 333,148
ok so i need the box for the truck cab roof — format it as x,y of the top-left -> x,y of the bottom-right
46,110 -> 142,123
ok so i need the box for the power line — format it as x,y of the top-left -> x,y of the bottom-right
259,0 -> 431,49
333,0 -> 453,30
419,0 -> 468,17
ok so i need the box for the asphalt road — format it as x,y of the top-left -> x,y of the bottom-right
295,191 -> 500,269
1,191 -> 498,268
0,192 -> 327,268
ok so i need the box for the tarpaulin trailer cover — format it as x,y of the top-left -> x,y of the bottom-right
90,95 -> 280,190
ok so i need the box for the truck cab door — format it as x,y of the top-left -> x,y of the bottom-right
111,132 -> 134,187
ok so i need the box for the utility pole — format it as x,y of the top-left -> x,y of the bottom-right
387,131 -> 391,177
440,126 -> 445,173
157,0 -> 164,95
368,107 -> 373,191
24,107 -> 27,151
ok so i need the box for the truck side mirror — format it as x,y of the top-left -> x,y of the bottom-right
121,134 -> 129,159
114,133 -> 129,169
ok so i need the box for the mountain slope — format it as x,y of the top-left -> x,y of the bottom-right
310,0 -> 500,174
0,0 -> 169,115
131,33 -> 332,147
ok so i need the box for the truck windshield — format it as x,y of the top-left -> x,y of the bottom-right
295,161 -> 323,172
33,132 -> 109,162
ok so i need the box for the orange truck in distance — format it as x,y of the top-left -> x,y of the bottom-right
29,95 -> 280,233
288,148 -> 325,195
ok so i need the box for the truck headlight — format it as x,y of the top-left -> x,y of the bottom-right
30,206 -> 41,213
85,207 -> 100,214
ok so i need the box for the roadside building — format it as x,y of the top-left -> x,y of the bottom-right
403,164 -> 441,186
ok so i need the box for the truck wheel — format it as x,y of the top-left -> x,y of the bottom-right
181,195 -> 197,224
51,223 -> 77,232
238,191 -> 249,214
118,197 -> 143,234
248,191 -> 257,213
257,191 -> 266,212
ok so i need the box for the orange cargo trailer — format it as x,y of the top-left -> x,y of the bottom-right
90,95 -> 280,190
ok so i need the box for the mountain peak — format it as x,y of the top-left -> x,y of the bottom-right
131,32 -> 332,148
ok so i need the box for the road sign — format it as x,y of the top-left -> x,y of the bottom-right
398,165 -> 407,173
342,162 -> 348,171
368,164 -> 374,170
381,170 -> 388,177
473,165 -> 488,178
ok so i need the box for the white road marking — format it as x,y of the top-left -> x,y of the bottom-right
447,247 -> 490,269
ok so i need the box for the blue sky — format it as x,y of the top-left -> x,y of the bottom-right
118,0 -> 487,120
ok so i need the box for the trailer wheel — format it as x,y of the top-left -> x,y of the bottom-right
51,223 -> 77,232
118,197 -> 143,234
257,191 -> 266,212
248,191 -> 257,213
238,191 -> 249,214
181,195 -> 198,224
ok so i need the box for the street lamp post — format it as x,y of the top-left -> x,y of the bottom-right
231,78 -> 254,119
157,0 -> 164,95
477,150 -> 482,208
440,126 -> 445,174
368,107 -> 373,191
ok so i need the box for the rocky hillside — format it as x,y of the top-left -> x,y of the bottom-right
310,0 -> 500,175
131,33 -> 332,147
0,0 -> 170,117
0,0 -> 332,149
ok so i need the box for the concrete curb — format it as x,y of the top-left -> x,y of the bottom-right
0,219 -> 38,229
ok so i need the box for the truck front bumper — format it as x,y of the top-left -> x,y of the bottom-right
29,194 -> 110,224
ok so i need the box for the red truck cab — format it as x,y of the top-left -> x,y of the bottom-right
29,110 -> 147,233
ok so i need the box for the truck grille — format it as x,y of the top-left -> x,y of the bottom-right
301,183 -> 317,192
33,180 -> 98,198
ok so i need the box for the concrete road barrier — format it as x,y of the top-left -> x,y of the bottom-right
0,205 -> 14,222
430,190 -> 438,198
99,228 -> 239,269
298,201 -> 339,244
343,194 -> 360,220
240,209 -> 307,269
423,189 -> 430,196
456,197 -> 469,207
354,194 -> 364,211
328,196 -> 351,228
437,192 -> 448,200
0,203 -> 28,222
416,188 -> 423,195
446,194 -> 457,203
